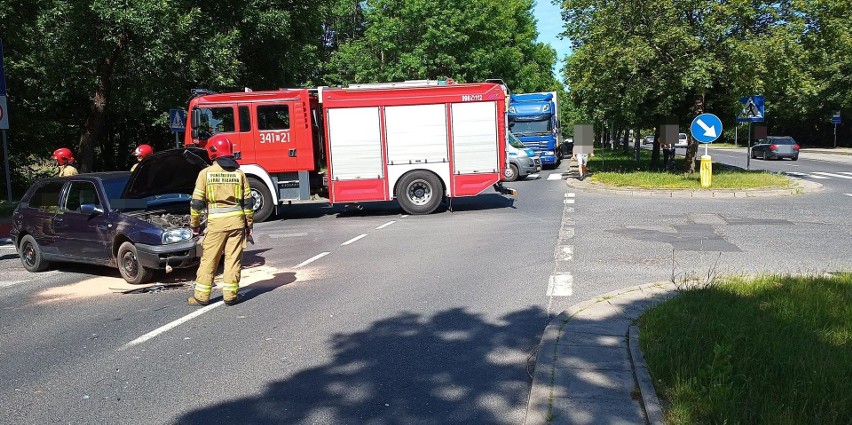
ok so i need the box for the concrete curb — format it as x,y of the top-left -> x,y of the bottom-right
564,175 -> 822,198
524,282 -> 679,425
629,325 -> 665,425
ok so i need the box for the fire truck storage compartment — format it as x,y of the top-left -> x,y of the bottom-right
326,107 -> 387,202
324,99 -> 501,205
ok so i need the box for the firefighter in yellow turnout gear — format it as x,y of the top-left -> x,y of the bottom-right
188,139 -> 254,306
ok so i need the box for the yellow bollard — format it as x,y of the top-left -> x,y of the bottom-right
700,155 -> 712,188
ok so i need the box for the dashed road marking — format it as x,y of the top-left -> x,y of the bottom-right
120,302 -> 224,350
268,232 -> 308,239
840,172 -> 852,176
845,193 -> 852,197
375,221 -> 396,230
527,173 -> 540,179
547,274 -> 573,297
341,234 -> 367,246
565,193 -> 575,197
564,199 -> 575,204
294,252 -> 330,268
547,174 -> 563,181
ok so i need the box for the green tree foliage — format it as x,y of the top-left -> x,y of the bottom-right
0,0 -> 326,190
324,0 -> 559,92
561,0 -> 852,167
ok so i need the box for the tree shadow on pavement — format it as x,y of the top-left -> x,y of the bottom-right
176,306 -> 549,424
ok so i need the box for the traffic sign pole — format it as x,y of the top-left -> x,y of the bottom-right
2,130 -> 10,201
746,122 -> 751,170
835,123 -> 838,149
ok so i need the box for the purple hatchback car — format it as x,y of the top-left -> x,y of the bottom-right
11,148 -> 210,284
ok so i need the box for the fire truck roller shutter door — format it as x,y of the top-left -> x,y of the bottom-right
395,170 -> 443,215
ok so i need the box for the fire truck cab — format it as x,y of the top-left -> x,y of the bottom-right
185,82 -> 511,222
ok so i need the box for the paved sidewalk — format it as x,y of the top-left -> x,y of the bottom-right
525,282 -> 678,425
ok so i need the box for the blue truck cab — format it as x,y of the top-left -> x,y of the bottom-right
508,92 -> 562,167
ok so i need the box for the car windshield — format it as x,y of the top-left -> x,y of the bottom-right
507,132 -> 526,149
679,133 -> 687,139
102,176 -> 130,205
770,137 -> 796,145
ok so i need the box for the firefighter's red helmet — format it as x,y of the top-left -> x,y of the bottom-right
133,144 -> 154,159
51,148 -> 75,165
206,138 -> 234,160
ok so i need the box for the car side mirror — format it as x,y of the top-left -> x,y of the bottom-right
80,204 -> 104,216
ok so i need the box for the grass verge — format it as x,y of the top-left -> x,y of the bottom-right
588,149 -> 792,189
639,273 -> 852,424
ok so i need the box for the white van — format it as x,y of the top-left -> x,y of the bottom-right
505,132 -> 541,181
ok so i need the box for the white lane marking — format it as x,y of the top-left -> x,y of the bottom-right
845,193 -> 852,197
294,252 -> 330,268
121,303 -> 224,350
400,215 -> 409,218
375,221 -> 396,230
341,234 -> 367,246
268,232 -> 308,239
839,172 -> 852,176
565,193 -> 576,197
807,174 -> 830,179
564,199 -> 575,204
0,281 -> 25,289
812,172 -> 852,180
547,174 -> 563,180
547,274 -> 573,297
527,173 -> 540,179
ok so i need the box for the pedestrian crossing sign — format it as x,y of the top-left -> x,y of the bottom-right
169,109 -> 186,132
737,96 -> 764,123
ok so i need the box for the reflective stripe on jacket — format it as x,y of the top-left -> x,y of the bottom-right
190,162 -> 253,231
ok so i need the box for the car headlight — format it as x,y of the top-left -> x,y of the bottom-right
544,151 -> 554,155
162,228 -> 193,244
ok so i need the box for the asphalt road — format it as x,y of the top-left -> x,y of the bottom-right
2,153 -> 850,424
692,145 -> 852,194
0,167 -> 576,425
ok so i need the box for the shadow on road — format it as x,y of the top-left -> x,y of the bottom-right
176,306 -> 549,424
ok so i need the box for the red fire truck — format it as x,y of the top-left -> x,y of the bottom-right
184,81 -> 514,222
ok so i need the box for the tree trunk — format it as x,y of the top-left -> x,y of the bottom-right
633,128 -> 640,161
651,127 -> 660,166
683,94 -> 705,173
77,32 -> 129,172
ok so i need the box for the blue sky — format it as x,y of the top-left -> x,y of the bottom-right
532,0 -> 571,77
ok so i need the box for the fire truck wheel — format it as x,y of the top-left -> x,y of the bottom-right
396,171 -> 443,215
248,177 -> 274,223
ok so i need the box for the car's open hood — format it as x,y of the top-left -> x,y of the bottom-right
121,147 -> 210,199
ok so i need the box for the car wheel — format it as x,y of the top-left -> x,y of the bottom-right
396,171 -> 443,215
117,241 -> 154,285
503,164 -> 519,182
792,155 -> 798,161
248,177 -> 274,223
19,234 -> 50,272
751,149 -> 757,159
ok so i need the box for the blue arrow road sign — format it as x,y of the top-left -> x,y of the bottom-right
169,109 -> 186,132
691,113 -> 723,143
